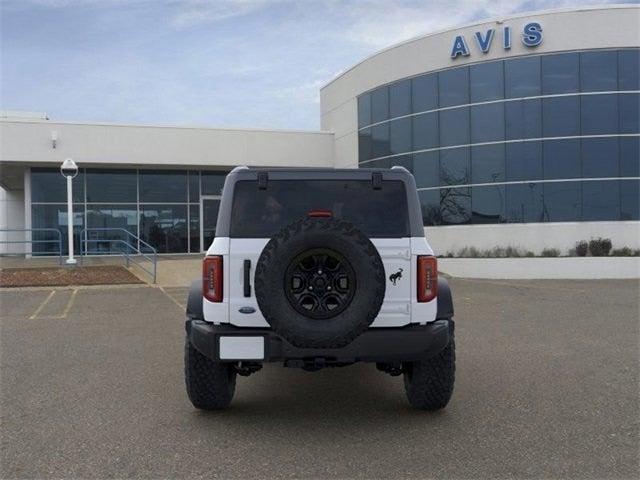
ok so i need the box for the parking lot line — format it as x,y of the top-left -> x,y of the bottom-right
56,288 -> 78,319
28,290 -> 55,319
158,286 -> 186,310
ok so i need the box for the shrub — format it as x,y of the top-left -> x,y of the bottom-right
610,247 -> 640,257
589,237 -> 612,257
574,241 -> 588,257
541,248 -> 561,257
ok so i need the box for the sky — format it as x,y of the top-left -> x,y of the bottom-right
1,0 -> 636,130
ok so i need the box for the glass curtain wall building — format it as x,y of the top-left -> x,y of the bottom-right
30,168 -> 227,255
357,49 -> 640,226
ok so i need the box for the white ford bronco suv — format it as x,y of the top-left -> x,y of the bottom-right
185,166 -> 455,410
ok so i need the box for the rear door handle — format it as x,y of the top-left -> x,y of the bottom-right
243,259 -> 251,297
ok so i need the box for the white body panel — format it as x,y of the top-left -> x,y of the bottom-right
203,236 -> 438,328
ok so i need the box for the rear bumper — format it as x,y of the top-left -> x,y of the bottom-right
186,319 -> 451,364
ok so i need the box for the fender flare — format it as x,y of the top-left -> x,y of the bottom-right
436,277 -> 454,319
186,279 -> 204,319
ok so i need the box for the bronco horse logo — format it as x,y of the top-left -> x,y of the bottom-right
389,268 -> 403,286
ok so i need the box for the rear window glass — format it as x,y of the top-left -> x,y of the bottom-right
230,180 -> 409,238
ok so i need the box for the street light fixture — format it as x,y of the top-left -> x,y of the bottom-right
60,158 -> 78,265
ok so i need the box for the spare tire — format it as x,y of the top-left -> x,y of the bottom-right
254,217 -> 386,349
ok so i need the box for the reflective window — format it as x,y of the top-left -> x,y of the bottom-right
419,190 -> 441,225
543,182 -> 581,222
505,183 -> 543,223
582,138 -> 619,178
470,103 -> 504,143
470,61 -> 504,102
440,148 -> 470,186
620,180 -> 640,220
389,117 -> 412,155
189,171 -> 200,202
31,168 -> 84,203
412,112 -> 438,151
390,79 -> 411,118
202,198 -> 220,249
31,204 -> 84,255
620,137 -> 640,177
619,93 -> 639,134
358,93 -> 371,128
582,180 -> 620,221
505,56 -> 541,98
371,87 -> 389,123
505,99 -> 541,140
439,108 -> 469,147
543,96 -> 580,137
472,185 -> 505,224
189,205 -> 200,252
371,123 -> 390,158
389,154 -> 413,172
439,67 -> 469,107
440,187 -> 471,225
358,128 -> 372,162
413,152 -> 439,188
581,94 -> 618,135
543,139 -> 580,180
619,49 -> 640,91
86,169 -> 136,203
201,171 -> 227,196
471,145 -> 505,183
86,205 -> 138,254
139,205 -> 188,253
139,170 -> 187,203
580,51 -> 618,92
412,74 -> 438,113
542,52 -> 579,94
506,142 -> 543,181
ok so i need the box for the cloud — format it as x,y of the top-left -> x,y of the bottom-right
169,0 -> 282,29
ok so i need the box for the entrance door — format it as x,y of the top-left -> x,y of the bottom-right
200,195 -> 221,252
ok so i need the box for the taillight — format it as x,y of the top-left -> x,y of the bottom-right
203,256 -> 223,302
308,209 -> 332,218
417,256 -> 438,302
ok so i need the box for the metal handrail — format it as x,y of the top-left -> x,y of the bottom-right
80,228 -> 157,283
0,228 -> 63,265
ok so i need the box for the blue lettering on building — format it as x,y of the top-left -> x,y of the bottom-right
451,23 -> 542,59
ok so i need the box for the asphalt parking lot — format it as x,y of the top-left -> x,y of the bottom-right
1,279 -> 638,479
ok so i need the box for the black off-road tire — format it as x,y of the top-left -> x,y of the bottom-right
255,217 -> 386,349
403,322 -> 455,410
184,336 -> 236,410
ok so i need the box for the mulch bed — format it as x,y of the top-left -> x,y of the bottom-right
0,266 -> 143,288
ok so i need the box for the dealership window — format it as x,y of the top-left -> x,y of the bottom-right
581,137 -> 619,178
471,144 -> 505,184
201,171 -> 227,196
139,170 -> 188,203
471,185 -> 505,224
505,183 -> 543,223
470,61 -> 504,102
439,108 -> 469,147
412,73 -> 438,113
371,87 -> 389,124
581,94 -> 618,135
390,154 -> 413,172
31,204 -> 84,255
620,137 -> 640,177
439,66 -> 469,108
440,187 -> 471,225
470,103 -> 504,143
358,93 -> 371,128
86,169 -> 136,203
389,117 -> 412,155
543,139 -> 580,180
31,168 -> 84,203
619,93 -> 640,134
542,52 -> 579,94
139,205 -> 188,253
618,49 -> 640,91
371,123 -> 390,158
505,56 -> 541,98
505,99 -> 541,140
390,79 -> 411,118
582,180 -> 620,221
505,142 -> 543,182
440,148 -> 470,186
543,182 -> 582,222
419,190 -> 441,225
413,152 -> 439,188
580,51 -> 618,92
620,180 -> 640,220
86,205 -> 138,254
412,112 -> 438,151
358,128 -> 373,162
188,171 -> 200,202
542,96 -> 580,137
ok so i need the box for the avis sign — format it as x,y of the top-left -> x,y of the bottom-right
450,22 -> 543,59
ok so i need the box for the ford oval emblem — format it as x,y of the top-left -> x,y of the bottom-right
239,306 -> 256,314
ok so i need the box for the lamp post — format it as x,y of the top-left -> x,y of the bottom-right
60,158 -> 78,265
